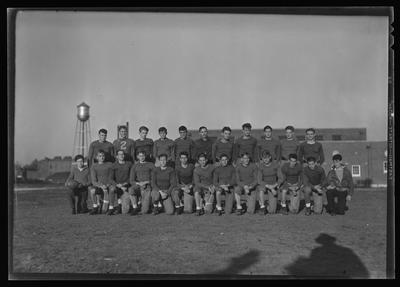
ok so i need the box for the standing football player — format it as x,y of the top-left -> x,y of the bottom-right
153,127 -> 175,168
134,126 -> 154,163
298,128 -> 325,166
212,126 -> 235,166
280,126 -> 299,164
257,125 -> 281,162
193,126 -> 214,164
113,125 -> 135,163
88,129 -> 115,166
174,125 -> 195,164
234,123 -> 258,164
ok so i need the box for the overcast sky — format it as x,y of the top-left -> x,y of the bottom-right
14,11 -> 388,165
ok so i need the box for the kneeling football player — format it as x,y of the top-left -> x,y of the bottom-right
65,154 -> 91,214
234,153 -> 258,215
280,153 -> 303,215
128,151 -> 154,215
193,153 -> 215,216
108,149 -> 133,215
257,150 -> 283,215
213,154 -> 236,216
172,151 -> 195,215
302,156 -> 326,215
88,150 -> 114,215
151,154 -> 176,215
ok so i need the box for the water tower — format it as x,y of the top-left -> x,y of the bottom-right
72,102 -> 92,161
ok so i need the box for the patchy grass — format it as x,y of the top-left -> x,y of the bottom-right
11,188 -> 387,278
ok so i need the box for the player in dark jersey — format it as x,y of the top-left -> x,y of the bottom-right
172,151 -> 195,214
193,153 -> 215,216
280,126 -> 299,163
88,129 -> 115,166
212,126 -> 235,166
298,128 -> 325,166
108,149 -> 133,215
257,125 -> 281,162
193,126 -> 214,164
134,126 -> 154,163
88,150 -> 114,215
113,125 -> 135,163
280,153 -> 303,215
153,127 -> 175,168
151,154 -> 176,215
174,125 -> 195,164
213,154 -> 236,216
234,123 -> 258,164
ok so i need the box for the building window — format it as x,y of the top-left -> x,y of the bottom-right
332,134 -> 342,141
351,165 -> 361,177
383,161 -> 387,174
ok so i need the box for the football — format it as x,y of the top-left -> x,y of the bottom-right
66,179 -> 80,189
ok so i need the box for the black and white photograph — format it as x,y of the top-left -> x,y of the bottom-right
9,7 -> 394,279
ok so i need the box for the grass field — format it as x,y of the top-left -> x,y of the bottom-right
10,187 -> 387,278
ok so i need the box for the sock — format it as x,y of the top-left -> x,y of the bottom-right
132,204 -> 138,209
216,205 -> 222,210
93,204 -> 98,208
260,205 -> 265,209
118,199 -> 122,204
109,206 -> 113,209
158,202 -> 162,208
175,205 -> 180,208
196,206 -> 201,210
306,203 -> 311,208
281,203 -> 286,207
103,200 -> 109,204
237,205 -> 242,210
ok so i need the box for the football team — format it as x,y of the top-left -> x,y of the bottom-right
65,124 -> 353,217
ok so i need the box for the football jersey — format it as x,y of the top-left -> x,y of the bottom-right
113,138 -> 135,162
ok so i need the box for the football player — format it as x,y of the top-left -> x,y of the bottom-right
65,154 -> 91,214
88,150 -> 114,215
113,125 -> 135,163
280,153 -> 303,215
302,156 -> 326,215
234,152 -> 259,215
88,129 -> 115,166
257,150 -> 283,215
213,154 -> 236,216
134,126 -> 154,163
193,153 -> 215,216
172,151 -> 195,215
212,126 -> 235,166
108,149 -> 133,215
153,127 -> 175,168
151,154 -> 176,215
234,123 -> 258,164
128,150 -> 154,215
298,128 -> 325,166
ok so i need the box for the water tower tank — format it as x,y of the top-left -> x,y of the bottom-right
77,102 -> 90,121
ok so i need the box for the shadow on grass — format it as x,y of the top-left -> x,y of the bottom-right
211,249 -> 261,275
285,233 -> 369,278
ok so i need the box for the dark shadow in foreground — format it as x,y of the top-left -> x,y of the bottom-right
211,249 -> 261,275
285,233 -> 370,278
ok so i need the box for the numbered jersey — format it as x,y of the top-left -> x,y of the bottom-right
113,138 -> 136,162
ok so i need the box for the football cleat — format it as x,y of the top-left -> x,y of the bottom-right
305,207 -> 312,216
105,209 -> 114,216
89,207 -> 98,215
